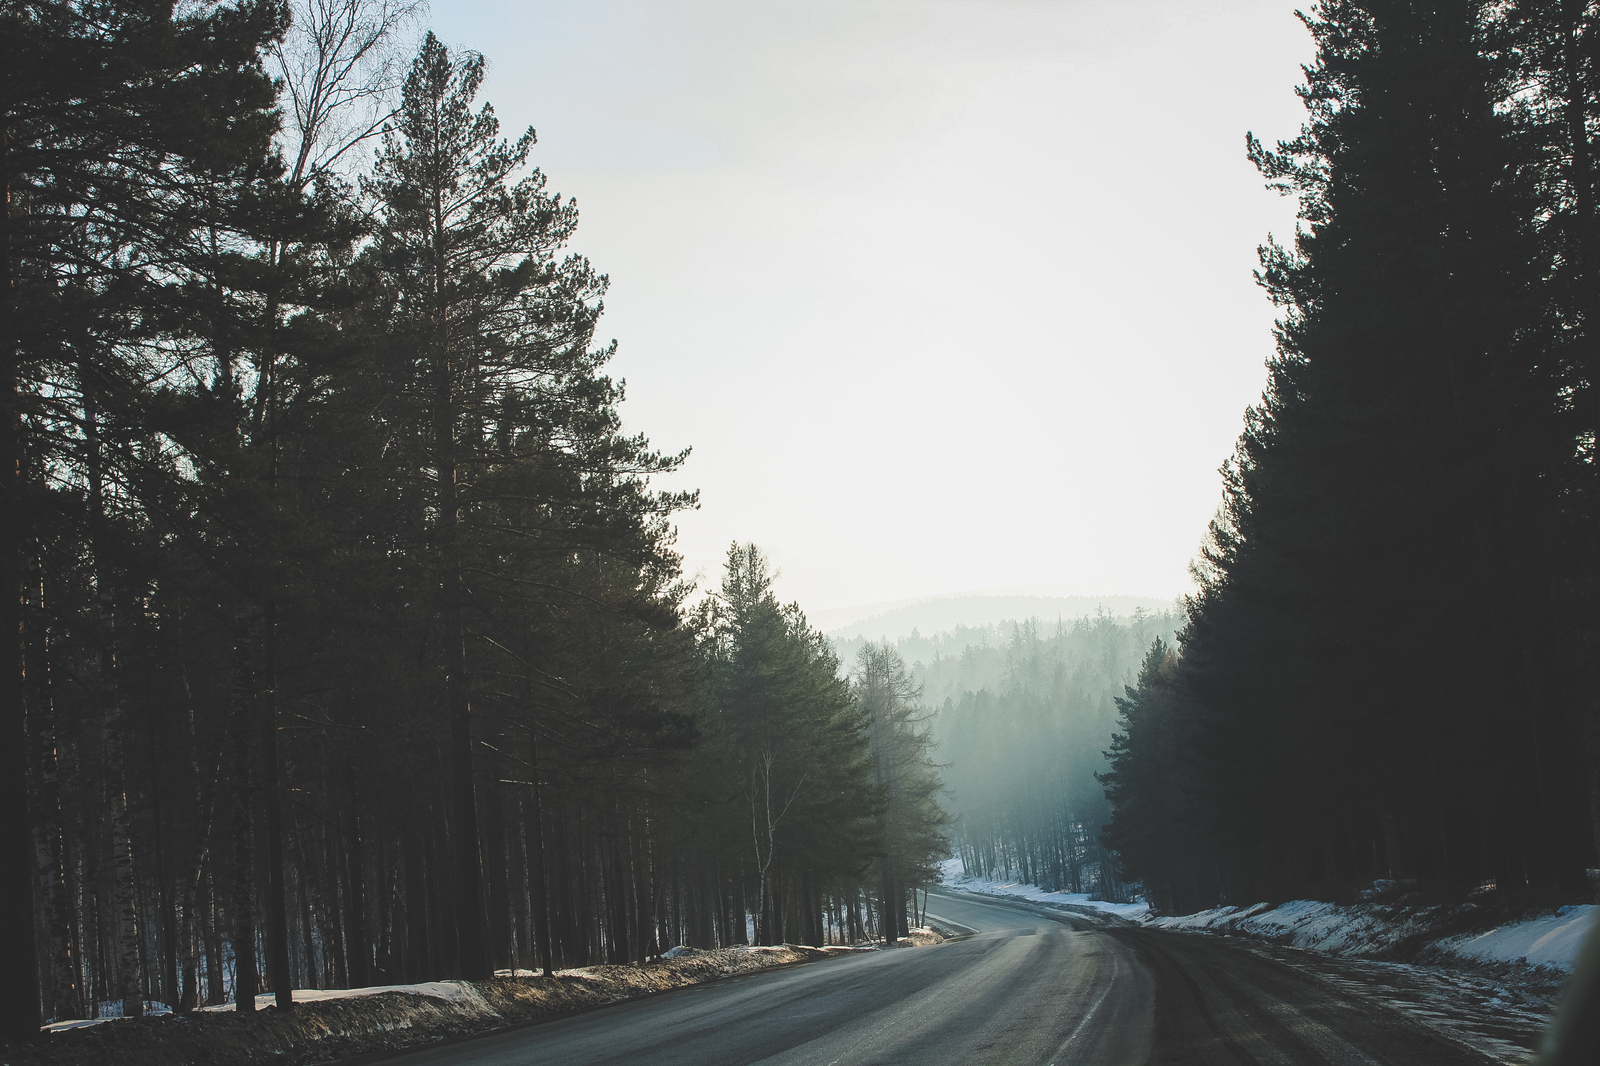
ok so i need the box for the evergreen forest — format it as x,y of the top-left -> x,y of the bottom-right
14,0 -> 1600,1047
845,611 -> 1180,904
1100,1 -> 1600,916
1,1 -> 947,1036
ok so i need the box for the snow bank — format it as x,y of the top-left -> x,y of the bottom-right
1437,904 -> 1596,970
1146,897 -> 1595,974
17,944 -> 854,1066
941,857 -> 1597,975
937,857 -> 1150,920
1145,898 -> 1443,959
182,980 -> 499,1017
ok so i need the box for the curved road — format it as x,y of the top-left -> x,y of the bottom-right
374,890 -> 1501,1066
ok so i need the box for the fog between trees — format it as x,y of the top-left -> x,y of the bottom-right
839,611 -> 1181,903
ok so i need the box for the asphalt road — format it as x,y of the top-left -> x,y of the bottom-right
375,890 -> 1502,1066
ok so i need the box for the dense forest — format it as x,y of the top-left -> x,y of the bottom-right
1101,0 -> 1600,916
841,611 -> 1181,903
0,1 -> 946,1037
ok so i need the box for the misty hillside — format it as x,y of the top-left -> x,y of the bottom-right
831,609 -> 1184,901
823,594 -> 1175,643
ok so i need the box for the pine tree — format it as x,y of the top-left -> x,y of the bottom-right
1117,0 -> 1600,907
854,642 -> 949,942
699,545 -> 881,945
3,0 -> 287,1035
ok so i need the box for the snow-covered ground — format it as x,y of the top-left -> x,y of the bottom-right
195,980 -> 500,1015
42,937 -> 932,1034
1438,904 -> 1595,970
939,858 -> 1597,973
937,857 -> 1150,920
1145,899 -> 1597,973
43,981 -> 499,1033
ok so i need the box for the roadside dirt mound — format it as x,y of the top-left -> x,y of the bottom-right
0,946 -> 833,1066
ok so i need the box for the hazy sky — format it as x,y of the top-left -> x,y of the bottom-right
426,0 -> 1312,611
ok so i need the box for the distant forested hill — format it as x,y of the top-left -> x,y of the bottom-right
825,594 -> 1174,643
839,610 -> 1180,901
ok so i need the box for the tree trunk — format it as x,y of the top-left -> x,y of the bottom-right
524,740 -> 553,977
482,778 -> 509,972
230,619 -> 258,1012
104,656 -> 141,1017
343,801 -> 369,988
260,600 -> 292,1008
26,556 -> 81,1021
403,825 -> 430,982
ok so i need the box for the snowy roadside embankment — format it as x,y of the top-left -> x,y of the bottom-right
1145,898 -> 1597,975
1434,905 -> 1596,971
940,857 -> 1596,976
5,941 -> 927,1066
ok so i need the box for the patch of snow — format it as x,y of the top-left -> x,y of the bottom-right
937,856 -> 1150,920
1145,898 -> 1441,959
1437,905 -> 1596,971
45,1017 -> 122,1033
940,858 -> 1596,975
45,1002 -> 173,1032
1147,896 -> 1595,975
186,981 -> 500,1017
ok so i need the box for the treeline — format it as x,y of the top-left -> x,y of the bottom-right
902,612 -> 1180,900
1101,0 -> 1600,915
1,1 -> 944,1037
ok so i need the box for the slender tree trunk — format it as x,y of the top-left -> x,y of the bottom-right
344,801 -> 369,989
524,737 -> 553,977
26,551 -> 81,1021
202,860 -> 223,1006
260,599 -> 292,1007
403,826 -> 430,982
482,778 -> 509,972
139,652 -> 177,1013
297,846 -> 319,990
323,828 -> 347,988
230,618 -> 258,1013
429,804 -> 458,976
426,144 -> 489,982
80,375 -> 141,1019
103,635 -> 141,1019
1,115 -> 45,1042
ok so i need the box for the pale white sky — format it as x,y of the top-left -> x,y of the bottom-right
427,0 -> 1312,612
